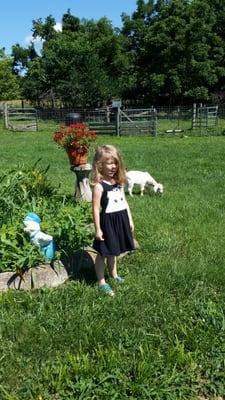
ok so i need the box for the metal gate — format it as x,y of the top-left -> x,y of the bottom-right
4,104 -> 38,131
119,108 -> 157,136
192,104 -> 218,130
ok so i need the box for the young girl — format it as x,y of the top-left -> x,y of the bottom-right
92,145 -> 135,296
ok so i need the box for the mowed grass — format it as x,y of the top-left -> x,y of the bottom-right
1,119 -> 225,399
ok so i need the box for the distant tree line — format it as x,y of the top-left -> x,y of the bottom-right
1,0 -> 225,106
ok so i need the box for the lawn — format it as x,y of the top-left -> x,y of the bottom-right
1,119 -> 225,399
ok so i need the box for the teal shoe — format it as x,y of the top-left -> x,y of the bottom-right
113,276 -> 124,283
99,283 -> 114,296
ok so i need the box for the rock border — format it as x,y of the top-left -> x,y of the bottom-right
0,261 -> 68,292
0,241 -> 139,292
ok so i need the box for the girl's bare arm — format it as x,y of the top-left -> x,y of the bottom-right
92,183 -> 104,240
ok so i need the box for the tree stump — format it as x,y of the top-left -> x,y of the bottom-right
70,163 -> 92,201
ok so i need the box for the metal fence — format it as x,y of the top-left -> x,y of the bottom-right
1,103 -> 225,136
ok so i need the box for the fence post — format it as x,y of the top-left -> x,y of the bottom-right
215,105 -> 218,126
106,106 -> 110,123
4,103 -> 8,129
192,103 -> 196,129
112,99 -> 121,136
115,107 -> 120,136
151,106 -> 157,136
199,103 -> 203,134
177,105 -> 180,128
154,108 -> 157,136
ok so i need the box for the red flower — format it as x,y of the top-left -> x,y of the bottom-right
53,123 -> 97,150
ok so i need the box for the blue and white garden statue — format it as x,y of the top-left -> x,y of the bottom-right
23,212 -> 56,261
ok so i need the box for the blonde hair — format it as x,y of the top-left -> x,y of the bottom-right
92,145 -> 127,185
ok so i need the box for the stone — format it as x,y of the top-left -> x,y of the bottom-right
0,262 -> 68,292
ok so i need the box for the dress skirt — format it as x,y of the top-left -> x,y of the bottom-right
93,209 -> 135,256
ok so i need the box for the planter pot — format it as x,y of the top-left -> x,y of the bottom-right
66,147 -> 88,166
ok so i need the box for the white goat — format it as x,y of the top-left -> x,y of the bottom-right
126,170 -> 163,196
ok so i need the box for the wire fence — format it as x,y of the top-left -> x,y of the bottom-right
1,103 -> 225,136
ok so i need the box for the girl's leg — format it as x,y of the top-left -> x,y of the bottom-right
107,256 -> 124,283
95,254 -> 106,286
107,256 -> 118,278
95,254 -> 114,296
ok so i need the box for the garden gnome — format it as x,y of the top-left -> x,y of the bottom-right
23,212 -> 56,261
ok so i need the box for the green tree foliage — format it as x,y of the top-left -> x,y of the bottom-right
28,14 -> 129,106
62,9 -> 82,33
10,0 -> 225,105
32,15 -> 57,41
0,50 -> 21,100
21,57 -> 47,104
40,31 -> 110,106
82,17 -> 132,98
11,44 -> 44,103
12,43 -> 38,74
121,0 -> 225,104
183,0 -> 225,101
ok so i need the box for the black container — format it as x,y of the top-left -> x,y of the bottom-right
65,113 -> 81,126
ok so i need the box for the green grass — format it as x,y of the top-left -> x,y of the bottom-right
1,119 -> 225,399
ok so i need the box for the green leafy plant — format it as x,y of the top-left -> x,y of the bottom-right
0,162 -> 93,273
0,160 -> 57,226
41,201 -> 93,255
0,220 -> 44,273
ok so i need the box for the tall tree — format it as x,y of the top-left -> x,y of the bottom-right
144,0 -> 190,103
182,0 -> 225,101
32,15 -> 57,41
62,9 -> 82,33
21,13 -> 130,106
11,43 -> 38,75
40,31 -> 110,106
121,0 -> 225,104
0,51 -> 21,100
21,57 -> 47,104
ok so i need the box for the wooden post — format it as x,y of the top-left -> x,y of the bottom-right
70,164 -> 92,202
4,103 -> 8,129
106,106 -> 110,123
35,109 -> 38,131
215,105 -> 218,127
115,106 -> 120,136
112,99 -> 121,136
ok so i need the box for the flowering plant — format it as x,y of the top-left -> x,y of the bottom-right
53,123 -> 97,151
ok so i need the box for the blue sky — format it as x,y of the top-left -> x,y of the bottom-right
1,0 -> 137,55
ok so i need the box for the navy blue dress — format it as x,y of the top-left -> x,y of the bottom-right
93,181 -> 135,256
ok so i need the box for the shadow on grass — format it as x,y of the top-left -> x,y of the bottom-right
61,241 -> 139,286
61,248 -> 97,285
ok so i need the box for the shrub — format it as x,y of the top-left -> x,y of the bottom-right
0,163 -> 93,273
0,160 -> 57,226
